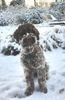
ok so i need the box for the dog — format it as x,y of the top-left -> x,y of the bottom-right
13,23 -> 49,96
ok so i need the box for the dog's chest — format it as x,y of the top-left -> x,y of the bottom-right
21,45 -> 44,69
24,52 -> 39,65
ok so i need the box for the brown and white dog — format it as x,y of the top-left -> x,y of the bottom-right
13,23 -> 49,96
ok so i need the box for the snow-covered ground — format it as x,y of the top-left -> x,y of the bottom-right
0,24 -> 65,100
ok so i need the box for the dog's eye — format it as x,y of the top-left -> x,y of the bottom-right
23,38 -> 27,43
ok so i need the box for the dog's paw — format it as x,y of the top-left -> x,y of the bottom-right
25,87 -> 34,96
40,87 -> 48,93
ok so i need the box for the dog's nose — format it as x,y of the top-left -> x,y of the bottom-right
27,36 -> 32,40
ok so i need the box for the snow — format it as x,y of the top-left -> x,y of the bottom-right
0,24 -> 65,100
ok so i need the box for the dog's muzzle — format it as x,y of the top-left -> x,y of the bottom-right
19,33 -> 38,48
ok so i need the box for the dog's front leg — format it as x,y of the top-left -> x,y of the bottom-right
37,68 -> 48,93
45,62 -> 49,80
24,69 -> 34,96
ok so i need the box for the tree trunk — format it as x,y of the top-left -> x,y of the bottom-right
1,0 -> 7,9
34,0 -> 37,6
55,0 -> 57,2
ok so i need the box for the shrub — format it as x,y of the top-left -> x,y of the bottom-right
2,45 -> 20,56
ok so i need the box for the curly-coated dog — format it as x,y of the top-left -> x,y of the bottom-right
13,23 -> 49,96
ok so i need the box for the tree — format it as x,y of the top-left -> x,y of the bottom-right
1,0 -> 7,9
10,0 -> 25,6
34,0 -> 37,6
55,0 -> 57,2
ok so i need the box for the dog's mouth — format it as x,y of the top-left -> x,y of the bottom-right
20,33 -> 37,47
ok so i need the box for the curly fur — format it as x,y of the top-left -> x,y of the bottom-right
13,23 -> 49,96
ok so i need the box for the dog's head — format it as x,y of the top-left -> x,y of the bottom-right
13,23 -> 39,47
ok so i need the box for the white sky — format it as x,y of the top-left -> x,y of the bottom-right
5,0 -> 12,5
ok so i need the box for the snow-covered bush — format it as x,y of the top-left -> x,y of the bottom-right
0,35 -> 21,56
50,3 -> 65,20
2,45 -> 20,55
15,7 -> 43,24
16,15 -> 27,24
1,2 -> 65,25
42,26 -> 65,51
0,6 -> 27,25
0,7 -> 16,25
0,6 -> 43,25
0,6 -> 50,25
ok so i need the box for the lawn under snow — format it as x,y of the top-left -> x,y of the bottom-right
0,24 -> 65,100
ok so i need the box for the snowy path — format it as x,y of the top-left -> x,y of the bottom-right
0,49 -> 65,100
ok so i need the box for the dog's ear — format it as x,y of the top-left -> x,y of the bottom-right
32,26 -> 39,40
13,25 -> 24,43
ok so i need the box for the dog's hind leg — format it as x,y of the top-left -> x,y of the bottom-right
24,69 -> 34,96
37,68 -> 48,93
